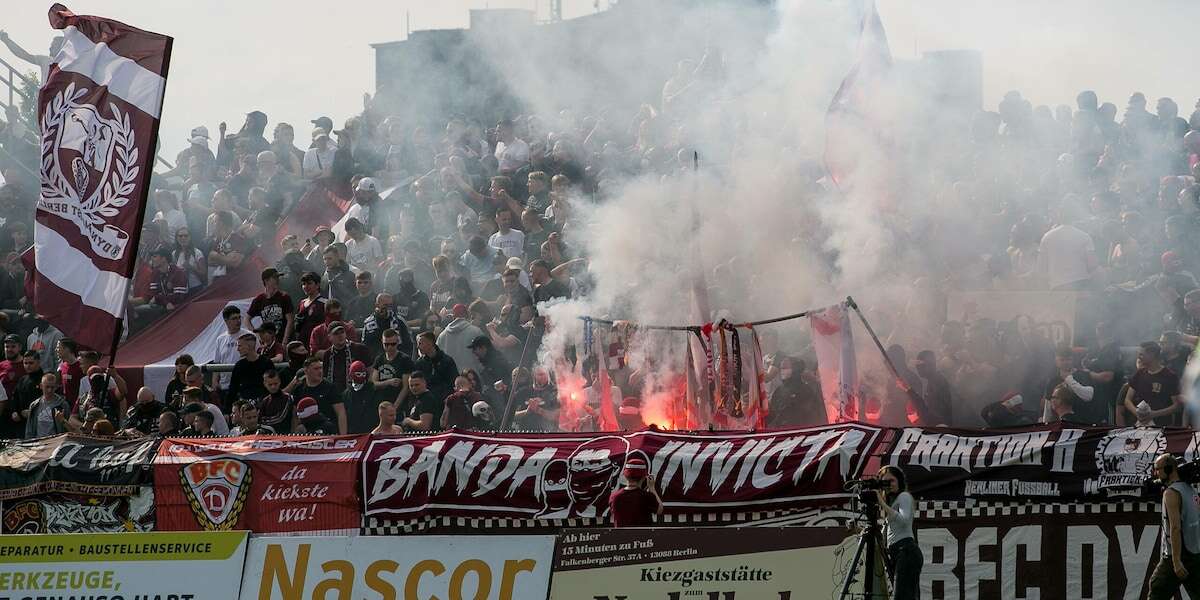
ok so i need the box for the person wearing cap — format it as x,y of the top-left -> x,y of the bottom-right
308,299 -> 359,359
321,321 -> 371,396
249,268 -> 295,342
608,456 -> 662,528
228,332 -> 274,405
305,225 -> 337,265
342,360 -> 382,434
294,395 -> 335,435
346,177 -> 385,239
165,125 -> 216,180
437,303 -> 485,376
302,127 -> 336,180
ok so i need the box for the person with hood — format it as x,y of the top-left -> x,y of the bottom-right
222,111 -> 270,161
295,396 -> 335,435
123,387 -> 168,437
469,335 -> 512,411
437,304 -> 485,374
768,357 -> 826,428
26,373 -> 68,438
388,267 -> 430,328
343,360 -> 382,434
361,293 -> 413,358
321,244 -> 356,302
346,177 -> 387,240
26,316 -> 62,371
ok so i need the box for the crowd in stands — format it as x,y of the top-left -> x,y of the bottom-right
1,41 -> 1200,439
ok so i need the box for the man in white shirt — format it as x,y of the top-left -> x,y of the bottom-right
153,190 -> 187,238
493,119 -> 529,173
1037,204 -> 1097,291
343,217 -> 384,271
302,129 -> 337,179
211,305 -> 253,394
489,207 -> 525,261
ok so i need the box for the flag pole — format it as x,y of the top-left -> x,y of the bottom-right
99,35 -> 175,417
844,295 -> 930,424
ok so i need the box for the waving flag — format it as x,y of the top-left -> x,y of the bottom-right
824,0 -> 893,192
26,4 -> 172,352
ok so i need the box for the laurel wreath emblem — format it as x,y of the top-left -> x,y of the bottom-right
39,82 -> 139,229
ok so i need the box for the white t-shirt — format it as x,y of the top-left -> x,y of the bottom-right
489,229 -> 525,261
346,203 -> 370,228
494,138 -> 530,172
213,327 -> 252,390
302,147 -> 337,178
1037,225 -> 1095,289
345,235 -> 384,270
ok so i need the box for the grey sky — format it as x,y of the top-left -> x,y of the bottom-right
2,1 -> 1198,162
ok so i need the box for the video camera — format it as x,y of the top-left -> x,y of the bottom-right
1143,459 -> 1200,495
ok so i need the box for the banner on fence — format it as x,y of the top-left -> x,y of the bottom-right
361,423 -> 882,520
0,531 -> 247,600
885,424 -> 1200,501
916,505 -> 1161,600
1,486 -> 154,534
550,527 -> 847,600
153,435 -> 367,534
0,434 -> 159,500
239,535 -> 554,600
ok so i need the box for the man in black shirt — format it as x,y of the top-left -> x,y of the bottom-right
1039,345 -> 1097,424
470,335 -> 512,411
124,387 -> 168,436
343,361 -> 382,434
2,350 -> 40,438
227,333 -> 273,404
414,331 -> 459,403
530,259 -> 569,303
230,401 -> 275,435
399,371 -> 441,432
370,328 -> 413,397
286,356 -> 345,434
1081,321 -> 1121,426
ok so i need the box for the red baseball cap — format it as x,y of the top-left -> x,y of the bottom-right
452,303 -> 468,319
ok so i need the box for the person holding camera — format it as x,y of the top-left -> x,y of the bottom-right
609,457 -> 662,527
1148,453 -> 1200,598
875,466 -> 922,600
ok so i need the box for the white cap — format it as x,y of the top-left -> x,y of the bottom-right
355,177 -> 377,192
505,256 -> 524,271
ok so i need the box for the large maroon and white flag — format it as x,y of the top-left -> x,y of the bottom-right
27,4 -> 172,352
809,303 -> 859,423
823,0 -> 893,193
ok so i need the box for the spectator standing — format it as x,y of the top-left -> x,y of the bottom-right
489,208 -> 525,261
54,339 -> 83,413
361,294 -> 413,358
343,361 -> 381,434
1123,341 -> 1183,426
228,333 -> 273,404
248,268 -> 295,342
438,304 -> 485,374
257,369 -> 294,434
915,350 -> 953,426
414,332 -> 460,403
321,322 -> 371,395
25,373 -> 67,439
609,457 -> 662,528
398,371 -> 440,432
206,210 -> 249,281
286,356 -> 346,434
1037,204 -> 1098,291
294,272 -> 327,346
211,305 -> 252,397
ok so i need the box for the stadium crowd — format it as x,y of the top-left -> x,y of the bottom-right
0,43 -> 1199,439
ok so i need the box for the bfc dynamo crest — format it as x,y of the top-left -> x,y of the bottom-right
180,458 -> 252,530
39,82 -> 139,261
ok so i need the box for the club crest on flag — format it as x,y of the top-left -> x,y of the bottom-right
179,458 -> 252,530
39,82 -> 139,261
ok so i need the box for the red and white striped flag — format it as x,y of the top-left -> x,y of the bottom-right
823,0 -> 893,192
25,4 -> 172,352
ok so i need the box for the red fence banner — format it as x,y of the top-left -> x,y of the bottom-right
27,4 -> 172,351
884,424 -> 1200,502
361,423 -> 883,520
915,502 -> 1161,600
153,435 -> 366,534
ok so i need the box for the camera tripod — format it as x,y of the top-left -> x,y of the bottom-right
837,498 -> 891,600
